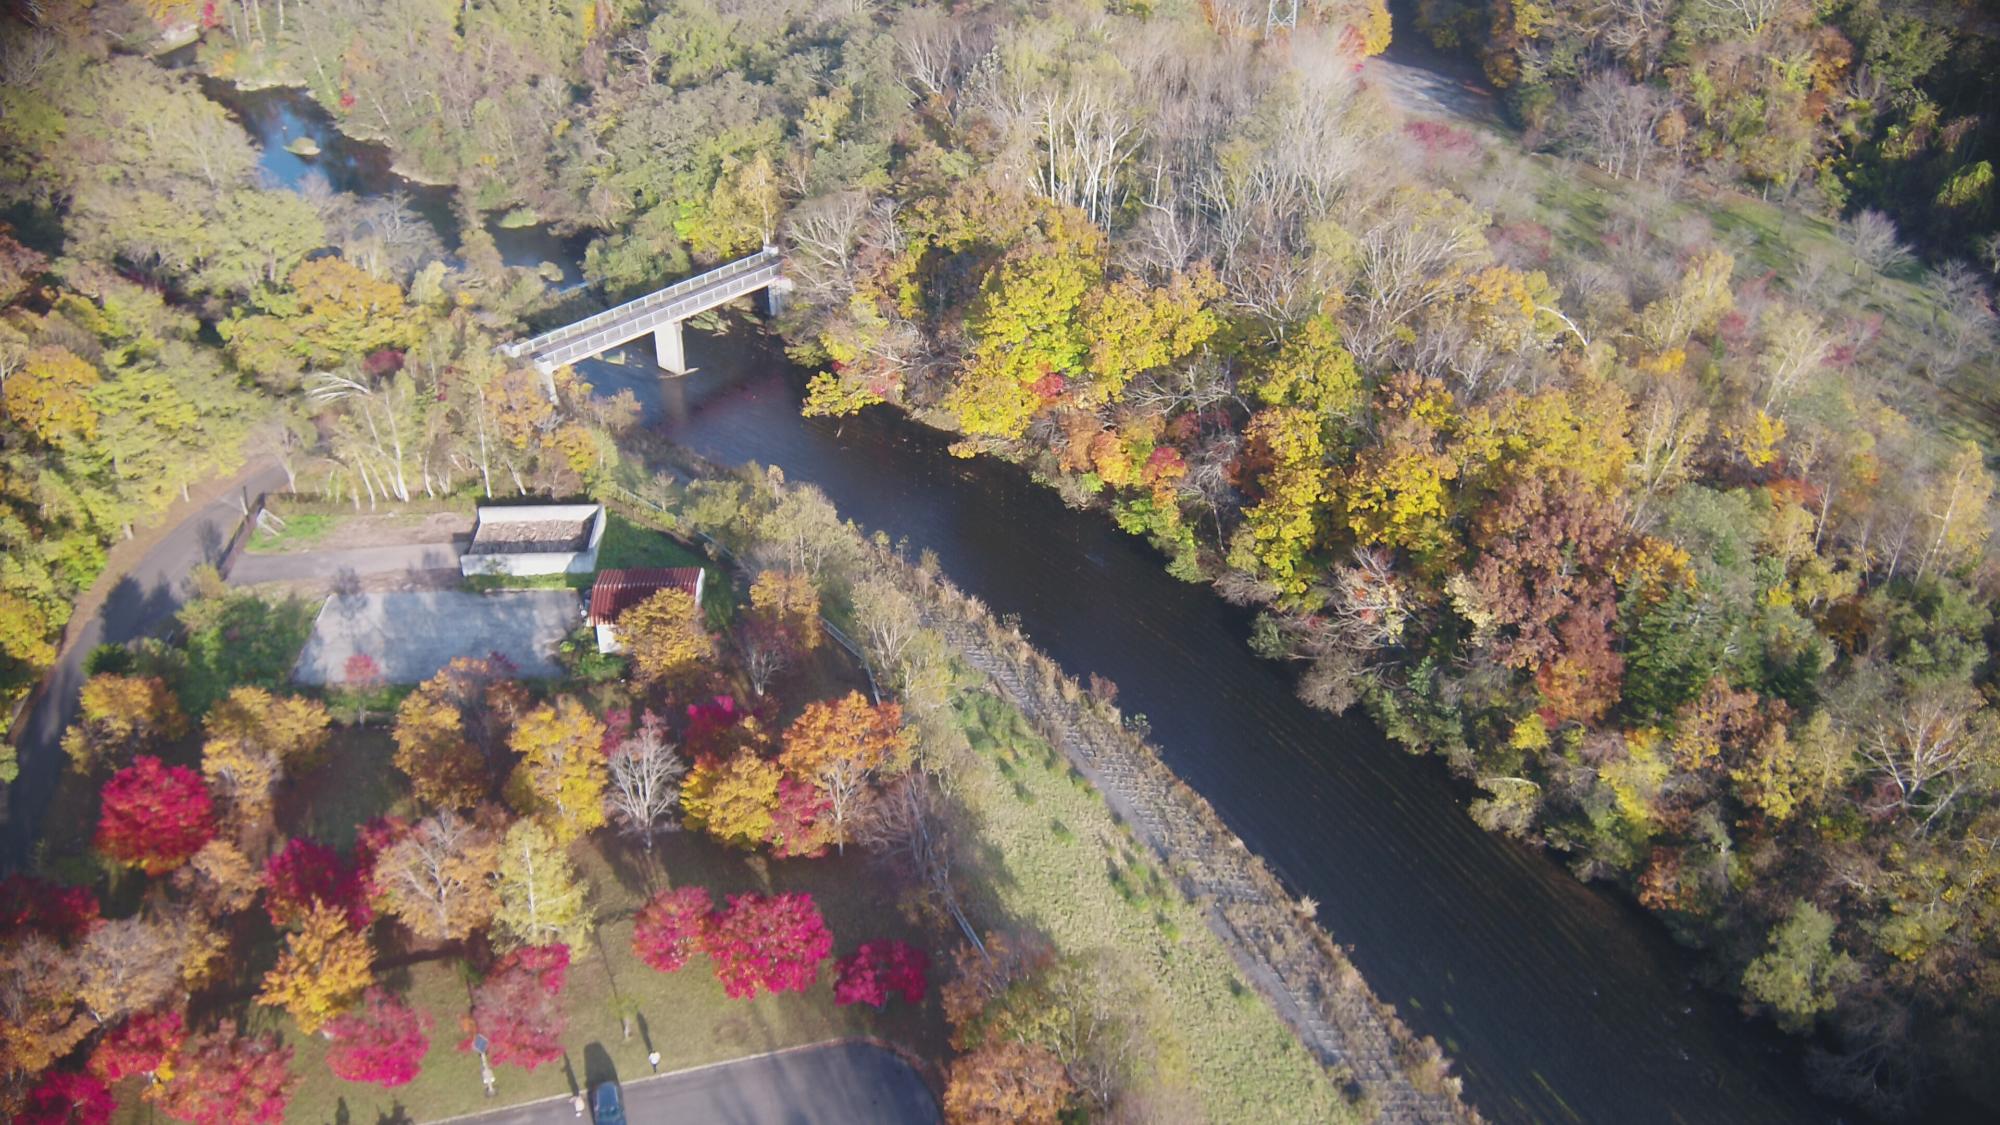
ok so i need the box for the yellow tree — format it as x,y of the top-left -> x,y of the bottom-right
61,674 -> 189,774
392,687 -> 485,809
1078,266 -> 1221,407
0,934 -> 90,1079
494,820 -> 593,950
1226,407 -> 1330,598
942,1040 -> 1074,1124
945,214 -> 1106,440
257,903 -> 374,1035
506,697 -> 609,844
206,687 -> 332,768
1,345 -> 99,448
778,693 -> 912,852
682,752 -> 783,849
749,569 -> 823,652
1247,315 -> 1363,423
200,735 -> 282,841
619,589 -> 716,685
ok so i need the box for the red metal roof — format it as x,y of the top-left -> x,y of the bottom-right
587,568 -> 704,626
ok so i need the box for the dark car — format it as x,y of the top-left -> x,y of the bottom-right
590,1081 -> 626,1125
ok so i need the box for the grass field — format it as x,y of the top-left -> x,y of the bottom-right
943,679 -> 1357,1123
247,512 -> 337,553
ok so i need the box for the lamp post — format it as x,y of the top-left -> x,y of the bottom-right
472,1033 -> 496,1097
647,1051 -> 661,1074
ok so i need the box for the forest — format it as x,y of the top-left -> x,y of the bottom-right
0,0 -> 1997,1120
1409,0 -> 2000,262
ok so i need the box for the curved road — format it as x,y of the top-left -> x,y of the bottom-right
435,1041 -> 939,1125
3,462 -> 288,864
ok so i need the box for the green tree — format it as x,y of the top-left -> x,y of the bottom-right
494,820 -> 592,950
1741,901 -> 1858,1033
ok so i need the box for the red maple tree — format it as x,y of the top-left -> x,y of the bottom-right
96,756 -> 215,875
631,885 -> 712,973
833,940 -> 930,1008
460,944 -> 569,1071
263,837 -> 370,928
17,1070 -> 113,1125
0,873 -> 100,943
90,1009 -> 187,1083
766,777 -> 835,859
153,1020 -> 295,1125
701,892 -> 833,999
324,987 -> 432,1088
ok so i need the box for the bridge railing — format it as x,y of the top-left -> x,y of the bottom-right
499,247 -> 782,361
529,261 -> 782,368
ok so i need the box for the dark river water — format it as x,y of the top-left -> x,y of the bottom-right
198,76 -> 1851,1125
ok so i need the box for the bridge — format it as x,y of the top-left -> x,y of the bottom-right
499,247 -> 788,383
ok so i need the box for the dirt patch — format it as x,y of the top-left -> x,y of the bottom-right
253,510 -> 471,554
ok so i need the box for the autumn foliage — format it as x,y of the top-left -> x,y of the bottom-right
0,874 -> 101,942
833,940 -> 930,1008
461,944 -> 569,1071
941,1040 -> 1074,1125
95,756 -> 216,875
16,1070 -> 114,1125
257,903 -> 375,1034
631,885 -> 712,974
90,1009 -> 186,1083
324,988 -> 432,1088
618,588 -> 715,685
701,892 -> 833,999
263,838 -> 370,928
153,1020 -> 295,1125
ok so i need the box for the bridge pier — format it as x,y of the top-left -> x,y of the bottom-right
653,320 -> 689,375
764,278 -> 793,319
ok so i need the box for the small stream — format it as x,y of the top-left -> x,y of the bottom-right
192,73 -> 1854,1125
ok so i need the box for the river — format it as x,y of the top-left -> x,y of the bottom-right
201,78 -> 1845,1125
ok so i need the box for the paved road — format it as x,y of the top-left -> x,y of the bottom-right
1364,35 -> 1501,125
229,540 -> 464,585
3,463 -> 288,864
443,1041 -> 939,1125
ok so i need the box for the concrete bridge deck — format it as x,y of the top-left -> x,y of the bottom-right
501,248 -> 784,375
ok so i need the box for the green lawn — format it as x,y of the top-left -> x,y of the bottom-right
247,512 -> 337,553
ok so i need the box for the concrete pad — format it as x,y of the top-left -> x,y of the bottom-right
292,590 -> 581,685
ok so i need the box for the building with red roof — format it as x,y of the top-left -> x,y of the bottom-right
587,567 -> 706,654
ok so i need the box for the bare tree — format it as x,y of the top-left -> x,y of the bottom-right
1840,210 -> 1913,275
782,191 -> 872,300
857,774 -> 980,950
1858,686 -> 1998,833
607,720 -> 687,850
75,915 -> 180,1026
850,575 -> 923,684
1756,304 -> 1830,410
1565,72 -> 1668,181
894,6 -> 975,102
1917,261 -> 1998,381
1600,0 -> 1676,77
